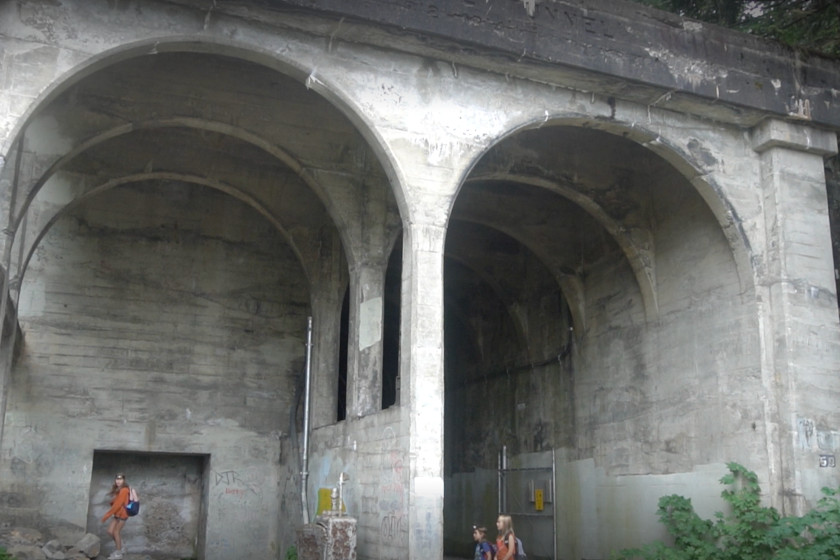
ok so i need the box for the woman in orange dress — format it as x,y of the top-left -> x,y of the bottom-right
101,473 -> 130,560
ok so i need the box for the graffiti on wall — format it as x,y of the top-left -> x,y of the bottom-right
380,512 -> 406,542
377,427 -> 407,545
358,426 -> 409,545
214,469 -> 257,498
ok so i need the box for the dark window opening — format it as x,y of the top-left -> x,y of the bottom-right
382,236 -> 402,408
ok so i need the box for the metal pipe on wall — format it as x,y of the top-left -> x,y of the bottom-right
301,316 -> 314,524
552,448 -> 557,560
498,445 -> 507,513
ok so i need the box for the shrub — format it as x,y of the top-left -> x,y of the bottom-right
613,462 -> 840,560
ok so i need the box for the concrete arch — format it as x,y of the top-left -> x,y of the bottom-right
445,254 -> 529,357
292,68 -> 419,226
551,114 -> 752,295
13,172 -> 312,292
451,213 -> 593,335
0,36 -> 409,260
444,246 -> 530,353
2,38 -> 317,157
10,119 -> 348,254
448,111 -> 754,323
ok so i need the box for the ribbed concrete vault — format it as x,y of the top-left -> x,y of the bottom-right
1,48 -> 401,559
442,123 -> 754,555
0,3 -> 838,560
9,51 -> 403,283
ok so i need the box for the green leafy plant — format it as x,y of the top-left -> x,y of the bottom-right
0,547 -> 11,560
613,462 -> 840,560
632,0 -> 840,58
285,545 -> 298,560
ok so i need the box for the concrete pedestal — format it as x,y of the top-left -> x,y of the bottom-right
297,515 -> 357,560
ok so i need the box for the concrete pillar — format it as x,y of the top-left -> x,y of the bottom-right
400,222 -> 446,560
346,261 -> 387,418
310,288 -> 343,428
751,119 -> 840,514
0,136 -> 23,454
306,227 -> 348,429
295,221 -> 347,429
0,270 -> 14,453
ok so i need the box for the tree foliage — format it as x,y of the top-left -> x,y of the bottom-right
632,0 -> 840,58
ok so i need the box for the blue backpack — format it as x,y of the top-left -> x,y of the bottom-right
477,541 -> 495,560
124,487 -> 140,517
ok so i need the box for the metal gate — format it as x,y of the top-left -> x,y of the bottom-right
498,446 -> 557,559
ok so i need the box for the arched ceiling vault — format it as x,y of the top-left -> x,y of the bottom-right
13,118 -> 334,224
11,126 -> 336,293
13,172 -> 313,293
455,124 -> 746,327
462,173 -> 657,321
3,50 -> 401,302
447,215 -> 590,335
444,240 -> 530,351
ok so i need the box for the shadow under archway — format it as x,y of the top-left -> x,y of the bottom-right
442,124 -> 754,559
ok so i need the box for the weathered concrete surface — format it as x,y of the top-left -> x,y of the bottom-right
306,408 -> 409,560
274,0 -> 840,127
4,183 -> 304,557
0,1 -> 837,560
89,453 -> 204,558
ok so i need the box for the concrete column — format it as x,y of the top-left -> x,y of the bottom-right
0,136 -> 22,453
309,288 -> 343,428
751,119 -> 840,514
346,261 -> 386,418
400,222 -> 446,560
303,224 -> 347,429
0,272 -> 14,453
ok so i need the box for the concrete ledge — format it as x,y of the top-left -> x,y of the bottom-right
273,0 -> 840,129
751,119 -> 839,155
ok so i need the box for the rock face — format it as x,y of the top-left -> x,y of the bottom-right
0,527 -> 100,560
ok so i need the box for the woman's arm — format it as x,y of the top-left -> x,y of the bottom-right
100,487 -> 130,522
502,533 -> 515,560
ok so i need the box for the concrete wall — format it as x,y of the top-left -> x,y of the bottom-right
306,408 -> 410,560
2,182 -> 307,557
0,2 -> 838,560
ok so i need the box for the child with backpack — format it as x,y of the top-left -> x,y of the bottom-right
495,514 -> 526,560
472,525 -> 495,560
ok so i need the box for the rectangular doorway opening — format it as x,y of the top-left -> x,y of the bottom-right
88,450 -> 209,560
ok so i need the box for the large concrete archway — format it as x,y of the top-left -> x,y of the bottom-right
442,124 -> 757,558
0,2 -> 838,560
0,42 -> 401,559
